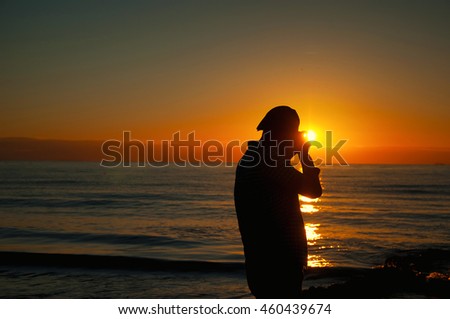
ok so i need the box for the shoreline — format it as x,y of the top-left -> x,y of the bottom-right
1,250 -> 448,298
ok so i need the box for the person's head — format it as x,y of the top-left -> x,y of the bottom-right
257,105 -> 299,140
257,106 -> 300,160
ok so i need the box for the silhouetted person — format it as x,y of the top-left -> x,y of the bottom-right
234,106 -> 322,298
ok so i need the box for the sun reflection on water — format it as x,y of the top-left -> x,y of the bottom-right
300,195 -> 332,267
305,223 -> 321,245
305,223 -> 332,267
299,195 -> 319,213
299,195 -> 319,203
301,204 -> 319,213
308,254 -> 332,267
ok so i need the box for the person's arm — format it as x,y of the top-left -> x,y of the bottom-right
298,142 -> 322,198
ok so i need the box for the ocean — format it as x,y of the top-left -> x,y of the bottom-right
0,162 -> 449,298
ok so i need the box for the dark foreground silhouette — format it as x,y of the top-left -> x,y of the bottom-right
234,106 -> 322,298
302,249 -> 450,298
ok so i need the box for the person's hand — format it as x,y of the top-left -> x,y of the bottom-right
295,131 -> 310,153
302,140 -> 311,154
295,131 -> 315,167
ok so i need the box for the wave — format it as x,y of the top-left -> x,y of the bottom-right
0,227 -> 201,247
371,184 -> 449,196
1,249 -> 448,275
1,249 -> 448,298
0,251 -> 244,273
0,193 -> 229,208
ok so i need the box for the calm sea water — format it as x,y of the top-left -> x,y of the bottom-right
0,162 -> 449,298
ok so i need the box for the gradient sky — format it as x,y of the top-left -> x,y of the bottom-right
1,0 -> 449,163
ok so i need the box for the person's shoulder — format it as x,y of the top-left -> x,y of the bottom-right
273,163 -> 300,173
259,163 -> 300,184
237,141 -> 262,168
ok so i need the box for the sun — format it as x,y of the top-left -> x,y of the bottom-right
305,130 -> 317,141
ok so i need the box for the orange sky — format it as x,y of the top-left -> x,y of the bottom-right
1,1 -> 449,163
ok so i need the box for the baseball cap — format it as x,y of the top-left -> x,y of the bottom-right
256,105 -> 300,133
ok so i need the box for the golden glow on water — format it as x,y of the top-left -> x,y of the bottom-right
305,223 -> 321,244
299,195 -> 319,213
301,193 -> 332,267
308,254 -> 332,267
299,195 -> 319,203
305,224 -> 332,267
301,204 -> 319,213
